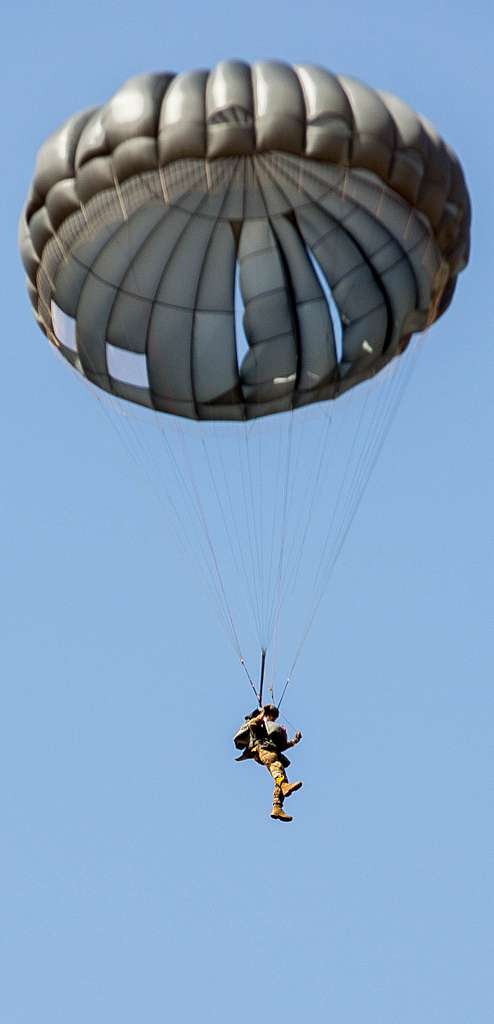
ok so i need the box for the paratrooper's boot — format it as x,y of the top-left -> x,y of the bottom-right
281,780 -> 303,799
270,802 -> 293,822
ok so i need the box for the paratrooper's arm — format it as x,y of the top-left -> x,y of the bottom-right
286,730 -> 302,748
248,708 -> 265,727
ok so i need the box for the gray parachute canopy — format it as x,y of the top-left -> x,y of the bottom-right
20,61 -> 471,421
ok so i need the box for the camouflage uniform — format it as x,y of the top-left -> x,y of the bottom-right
253,745 -> 289,807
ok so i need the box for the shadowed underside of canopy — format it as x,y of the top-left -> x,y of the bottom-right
20,61 -> 470,421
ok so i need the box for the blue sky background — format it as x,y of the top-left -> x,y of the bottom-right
2,1 -> 493,1021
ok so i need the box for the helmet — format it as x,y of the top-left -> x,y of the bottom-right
262,704 -> 279,720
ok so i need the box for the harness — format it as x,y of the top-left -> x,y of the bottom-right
234,714 -> 291,766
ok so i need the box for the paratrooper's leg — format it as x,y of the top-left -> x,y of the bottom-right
257,749 -> 293,822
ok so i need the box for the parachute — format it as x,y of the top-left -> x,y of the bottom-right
19,61 -> 471,699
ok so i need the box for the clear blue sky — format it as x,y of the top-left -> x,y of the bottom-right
2,2 -> 493,1022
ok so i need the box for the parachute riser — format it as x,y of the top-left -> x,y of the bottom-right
258,647 -> 267,706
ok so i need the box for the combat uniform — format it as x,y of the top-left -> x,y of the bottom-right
252,731 -> 291,809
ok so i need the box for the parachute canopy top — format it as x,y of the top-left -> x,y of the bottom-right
20,60 -> 471,421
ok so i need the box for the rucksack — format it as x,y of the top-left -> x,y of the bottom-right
233,709 -> 265,760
